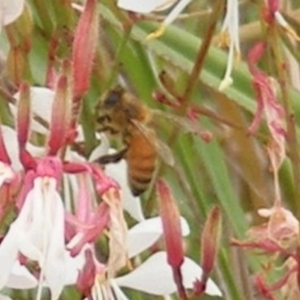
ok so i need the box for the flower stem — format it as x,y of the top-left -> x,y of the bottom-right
145,0 -> 225,211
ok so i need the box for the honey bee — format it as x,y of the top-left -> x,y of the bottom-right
96,87 -> 174,196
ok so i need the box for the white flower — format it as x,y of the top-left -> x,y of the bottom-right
0,175 -> 66,300
115,217 -> 221,297
218,0 -> 240,90
115,251 -> 222,297
80,216 -> 221,299
117,0 -> 177,13
117,0 -> 193,39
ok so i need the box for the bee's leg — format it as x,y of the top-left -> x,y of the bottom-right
97,148 -> 127,164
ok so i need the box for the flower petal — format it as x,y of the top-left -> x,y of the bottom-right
88,134 -> 110,161
105,157 -> 144,222
0,178 -> 40,288
0,224 -> 20,288
63,250 -> 85,285
115,251 -> 222,296
18,180 -> 45,261
0,0 -> 25,26
12,87 -> 55,135
43,180 -> 66,300
1,126 -> 21,170
127,217 -> 189,258
110,280 -> 130,300
162,0 -> 191,26
0,162 -> 14,187
0,126 -> 44,171
6,262 -> 37,289
117,0 -> 176,13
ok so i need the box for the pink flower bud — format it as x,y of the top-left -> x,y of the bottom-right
157,179 -> 187,299
16,82 -> 30,149
195,206 -> 222,296
72,0 -> 98,98
77,249 -> 96,297
47,75 -> 72,155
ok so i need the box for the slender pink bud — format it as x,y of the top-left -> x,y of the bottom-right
77,249 -> 96,298
16,82 -> 30,149
6,47 -> 27,87
47,75 -> 72,155
157,179 -> 187,300
201,206 -> 221,275
195,206 -> 222,295
16,82 -> 36,169
45,37 -> 59,88
72,0 -> 98,98
157,180 -> 183,266
5,4 -> 32,51
5,6 -> 32,87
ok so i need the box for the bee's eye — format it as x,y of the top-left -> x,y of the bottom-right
104,91 -> 120,107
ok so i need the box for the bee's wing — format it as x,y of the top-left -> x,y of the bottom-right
152,134 -> 175,166
153,109 -> 202,135
131,119 -> 174,166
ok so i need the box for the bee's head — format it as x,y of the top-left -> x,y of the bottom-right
102,87 -> 124,108
96,87 -> 127,131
